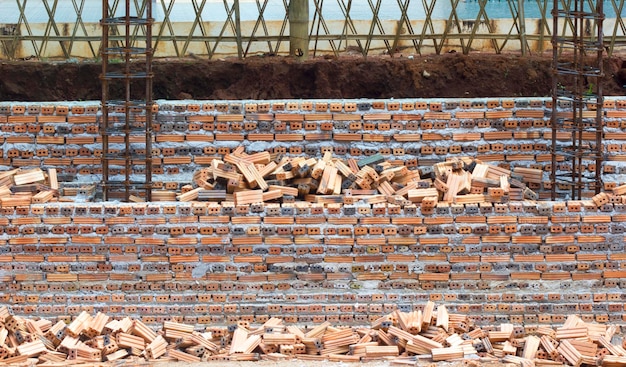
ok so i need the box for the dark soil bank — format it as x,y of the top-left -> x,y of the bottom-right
1,54 -> 625,101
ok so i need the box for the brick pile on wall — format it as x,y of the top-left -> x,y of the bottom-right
0,98 -> 626,328
2,98 -> 626,198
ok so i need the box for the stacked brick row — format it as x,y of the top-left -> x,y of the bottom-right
0,200 -> 626,327
1,98 -> 626,198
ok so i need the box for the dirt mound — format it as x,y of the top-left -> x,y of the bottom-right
0,54 -> 625,101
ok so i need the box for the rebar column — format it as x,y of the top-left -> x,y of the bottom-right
550,0 -> 604,200
101,0 -> 154,202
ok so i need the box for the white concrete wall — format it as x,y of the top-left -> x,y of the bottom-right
1,17 -> 624,59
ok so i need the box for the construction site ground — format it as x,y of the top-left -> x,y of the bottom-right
3,53 -> 626,367
1,53 -> 626,101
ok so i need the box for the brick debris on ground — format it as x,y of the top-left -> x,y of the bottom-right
1,303 -> 626,366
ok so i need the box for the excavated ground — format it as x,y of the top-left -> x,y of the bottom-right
0,53 -> 625,101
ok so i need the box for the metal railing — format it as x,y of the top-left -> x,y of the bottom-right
0,0 -> 624,59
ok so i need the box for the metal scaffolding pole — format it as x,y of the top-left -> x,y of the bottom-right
101,0 -> 154,202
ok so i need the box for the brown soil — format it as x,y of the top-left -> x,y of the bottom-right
1,53 -> 625,101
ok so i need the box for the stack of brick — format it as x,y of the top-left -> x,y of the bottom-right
187,148 -> 542,207
0,168 -> 60,206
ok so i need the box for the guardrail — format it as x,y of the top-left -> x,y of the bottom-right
0,0 -> 624,59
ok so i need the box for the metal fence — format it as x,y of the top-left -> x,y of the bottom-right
0,0 -> 624,59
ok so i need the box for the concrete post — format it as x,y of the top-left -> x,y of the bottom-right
518,0 -> 527,56
289,0 -> 309,59
235,0 -> 243,59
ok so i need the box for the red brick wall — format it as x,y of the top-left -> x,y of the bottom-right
1,98 -> 626,327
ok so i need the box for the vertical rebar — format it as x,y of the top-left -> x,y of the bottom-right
124,0 -> 132,201
551,0 -> 604,200
101,0 -> 153,201
595,0 -> 604,195
101,0 -> 110,201
550,0 -> 558,201
146,0 -> 153,201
